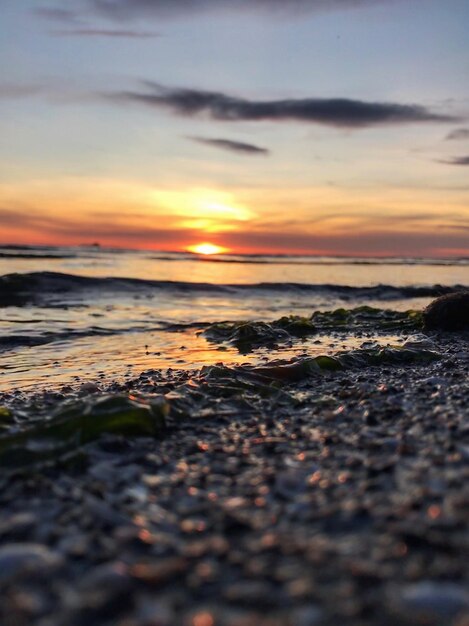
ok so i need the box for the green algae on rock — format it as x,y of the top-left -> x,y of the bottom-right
200,364 -> 294,397
202,308 -> 423,351
335,344 -> 441,368
0,342 -> 441,470
271,315 -> 317,337
202,315 -> 318,349
310,306 -> 423,331
200,343 -> 441,385
202,320 -> 293,351
0,407 -> 15,432
0,394 -> 168,469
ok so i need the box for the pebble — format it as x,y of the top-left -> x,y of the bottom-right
0,513 -> 38,540
80,382 -> 101,393
390,582 -> 469,623
291,606 -> 324,626
0,543 -> 64,582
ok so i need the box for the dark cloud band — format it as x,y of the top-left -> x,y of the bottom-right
440,156 -> 469,166
189,136 -> 269,155
2,206 -> 466,256
33,0 -> 407,24
33,8 -> 84,25
0,84 -> 44,100
87,0 -> 397,20
445,128 -> 469,141
113,84 -> 456,128
51,28 -> 160,38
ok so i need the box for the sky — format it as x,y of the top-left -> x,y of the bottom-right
0,0 -> 468,256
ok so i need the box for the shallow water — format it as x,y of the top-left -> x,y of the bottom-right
0,246 -> 467,391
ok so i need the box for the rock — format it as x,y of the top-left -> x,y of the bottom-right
0,513 -> 38,540
77,561 -> 133,596
0,543 -> 64,582
69,562 -> 135,619
423,292 -> 469,331
291,606 -> 324,626
389,582 -> 469,623
79,382 -> 101,394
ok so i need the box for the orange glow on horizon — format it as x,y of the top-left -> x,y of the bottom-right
187,243 -> 228,255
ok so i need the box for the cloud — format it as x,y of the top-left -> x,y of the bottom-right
51,28 -> 161,38
2,206 -> 467,257
112,83 -> 456,128
189,136 -> 270,155
0,84 -> 44,100
85,0 -> 402,20
439,156 -> 469,166
445,128 -> 469,141
32,7 -> 83,25
220,229 -> 469,256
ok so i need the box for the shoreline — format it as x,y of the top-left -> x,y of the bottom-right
0,332 -> 468,625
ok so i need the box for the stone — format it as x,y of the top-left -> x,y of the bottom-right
0,543 -> 64,582
423,292 -> 469,331
390,582 -> 469,623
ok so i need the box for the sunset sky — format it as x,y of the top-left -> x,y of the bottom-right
1,0 -> 468,256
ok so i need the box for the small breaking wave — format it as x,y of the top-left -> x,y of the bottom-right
0,271 -> 465,308
0,320 -> 213,352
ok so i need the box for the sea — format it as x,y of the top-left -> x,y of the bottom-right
0,245 -> 468,392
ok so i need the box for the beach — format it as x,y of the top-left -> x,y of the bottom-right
0,248 -> 468,625
3,0 -> 469,622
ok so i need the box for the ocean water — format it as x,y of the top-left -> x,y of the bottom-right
0,245 -> 468,391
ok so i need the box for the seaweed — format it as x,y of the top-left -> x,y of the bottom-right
200,365 -> 294,398
271,315 -> 317,337
202,308 -> 424,352
0,341 -> 440,469
335,344 -> 441,368
199,344 -> 441,385
310,306 -> 423,331
202,321 -> 292,351
0,395 -> 168,469
0,407 -> 15,432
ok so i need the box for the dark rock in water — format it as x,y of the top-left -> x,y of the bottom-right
423,292 -> 469,331
203,321 -> 291,352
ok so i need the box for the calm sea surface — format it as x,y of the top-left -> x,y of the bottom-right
0,246 -> 467,391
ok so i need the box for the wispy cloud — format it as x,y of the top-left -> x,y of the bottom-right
112,83 -> 457,129
2,206 -> 467,256
51,28 -> 161,38
445,128 -> 469,141
189,136 -> 270,155
439,156 -> 469,166
0,83 -> 44,100
86,0 -> 405,20
33,0 -> 428,25
32,7 -> 84,25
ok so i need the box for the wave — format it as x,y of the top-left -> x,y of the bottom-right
149,255 -> 469,267
0,271 -> 465,308
0,253 -> 86,260
0,319 -> 212,351
2,246 -> 468,266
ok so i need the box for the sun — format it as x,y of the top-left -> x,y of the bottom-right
187,243 -> 227,255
